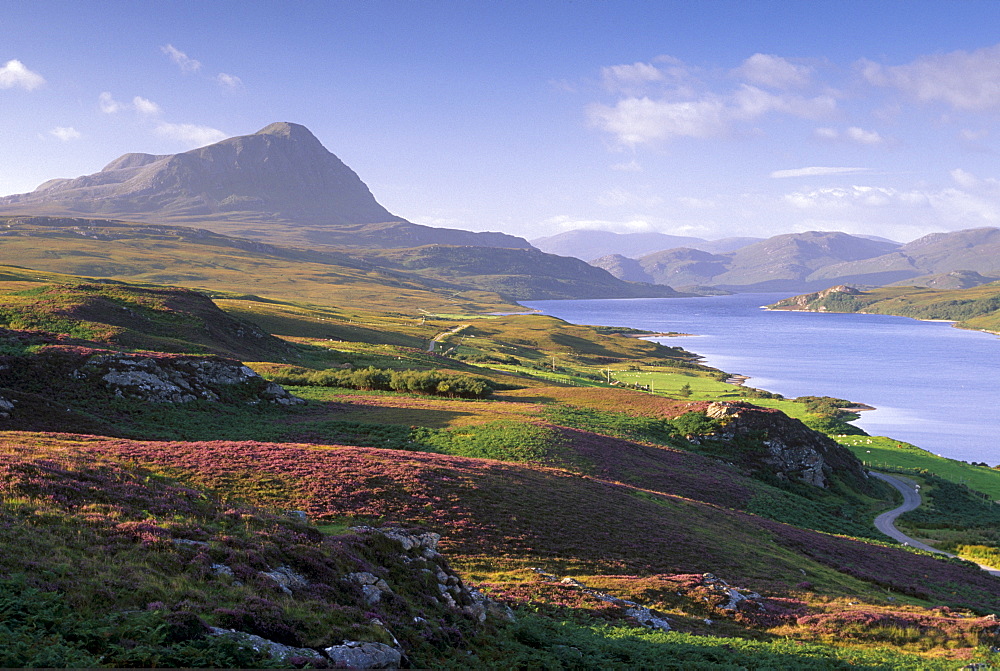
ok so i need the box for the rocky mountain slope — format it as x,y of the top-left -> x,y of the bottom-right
0,122 -> 530,250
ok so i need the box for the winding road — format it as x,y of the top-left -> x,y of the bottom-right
869,471 -> 1000,577
427,324 -> 469,353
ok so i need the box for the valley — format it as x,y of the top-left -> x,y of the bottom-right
2,123 -> 1000,668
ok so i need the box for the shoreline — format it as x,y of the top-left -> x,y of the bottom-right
630,331 -> 694,338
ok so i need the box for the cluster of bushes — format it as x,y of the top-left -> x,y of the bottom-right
795,395 -> 855,417
270,365 -> 497,399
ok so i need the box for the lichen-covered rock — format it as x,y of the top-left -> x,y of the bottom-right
81,353 -> 304,405
0,395 -> 13,419
346,571 -> 393,605
323,640 -> 401,669
208,627 -> 325,664
352,525 -> 441,553
705,401 -> 867,488
260,565 -> 309,595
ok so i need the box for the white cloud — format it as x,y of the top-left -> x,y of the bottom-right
161,44 -> 202,73
771,166 -> 869,179
133,96 -> 162,116
950,168 -> 1000,191
216,72 -> 243,90
610,159 -> 642,172
154,122 -> 227,147
588,77 -> 836,146
601,61 -> 664,94
587,96 -> 728,145
0,59 -> 44,91
99,91 -> 122,114
845,127 -> 884,145
732,85 -> 837,120
813,126 -> 885,145
733,53 -> 813,89
784,183 -> 1000,229
860,44 -> 1000,111
544,214 -> 657,233
49,126 -> 81,141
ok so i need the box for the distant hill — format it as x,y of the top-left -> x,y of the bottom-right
531,229 -> 761,260
356,245 -> 685,300
593,231 -> 902,292
0,216 -> 679,307
809,227 -> 1000,287
769,281 -> 1000,334
0,122 -> 531,251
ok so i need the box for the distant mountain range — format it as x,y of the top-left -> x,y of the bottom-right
583,229 -> 1000,293
0,122 -> 529,251
6,121 -> 1000,298
531,230 -> 763,259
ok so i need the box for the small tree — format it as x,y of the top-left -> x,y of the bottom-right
678,383 -> 692,398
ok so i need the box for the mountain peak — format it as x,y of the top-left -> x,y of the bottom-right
0,122 -> 533,251
253,121 -> 317,141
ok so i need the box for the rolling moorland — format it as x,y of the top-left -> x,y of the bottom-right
5,266 -> 1000,668
4,123 -> 1000,667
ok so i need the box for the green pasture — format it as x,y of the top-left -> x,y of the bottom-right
838,435 -> 1000,500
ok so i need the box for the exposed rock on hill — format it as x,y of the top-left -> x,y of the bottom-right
705,401 -> 869,488
0,348 -> 302,432
86,353 -> 303,405
769,285 -> 862,311
0,122 -> 531,250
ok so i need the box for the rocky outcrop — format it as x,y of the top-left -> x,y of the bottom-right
352,526 -> 514,624
769,285 -> 863,311
208,628 -> 326,665
530,568 -> 671,632
0,395 -> 13,418
197,525 -> 511,668
705,401 -> 868,488
323,641 -> 402,669
80,353 -> 303,405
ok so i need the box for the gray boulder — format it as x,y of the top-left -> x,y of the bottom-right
323,640 -> 401,669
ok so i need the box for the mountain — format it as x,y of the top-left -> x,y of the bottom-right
531,229 -> 761,260
355,245 -> 685,300
0,215 -> 679,307
809,227 -> 1000,287
0,122 -> 531,250
710,231 -> 901,291
594,231 -> 901,292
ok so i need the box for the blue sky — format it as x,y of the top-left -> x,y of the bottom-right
5,0 -> 1000,243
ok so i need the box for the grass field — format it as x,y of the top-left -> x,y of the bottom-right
839,435 -> 1000,499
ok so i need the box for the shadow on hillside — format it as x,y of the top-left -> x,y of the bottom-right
286,402 -> 475,430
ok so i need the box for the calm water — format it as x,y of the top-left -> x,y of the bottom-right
524,294 -> 1000,465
